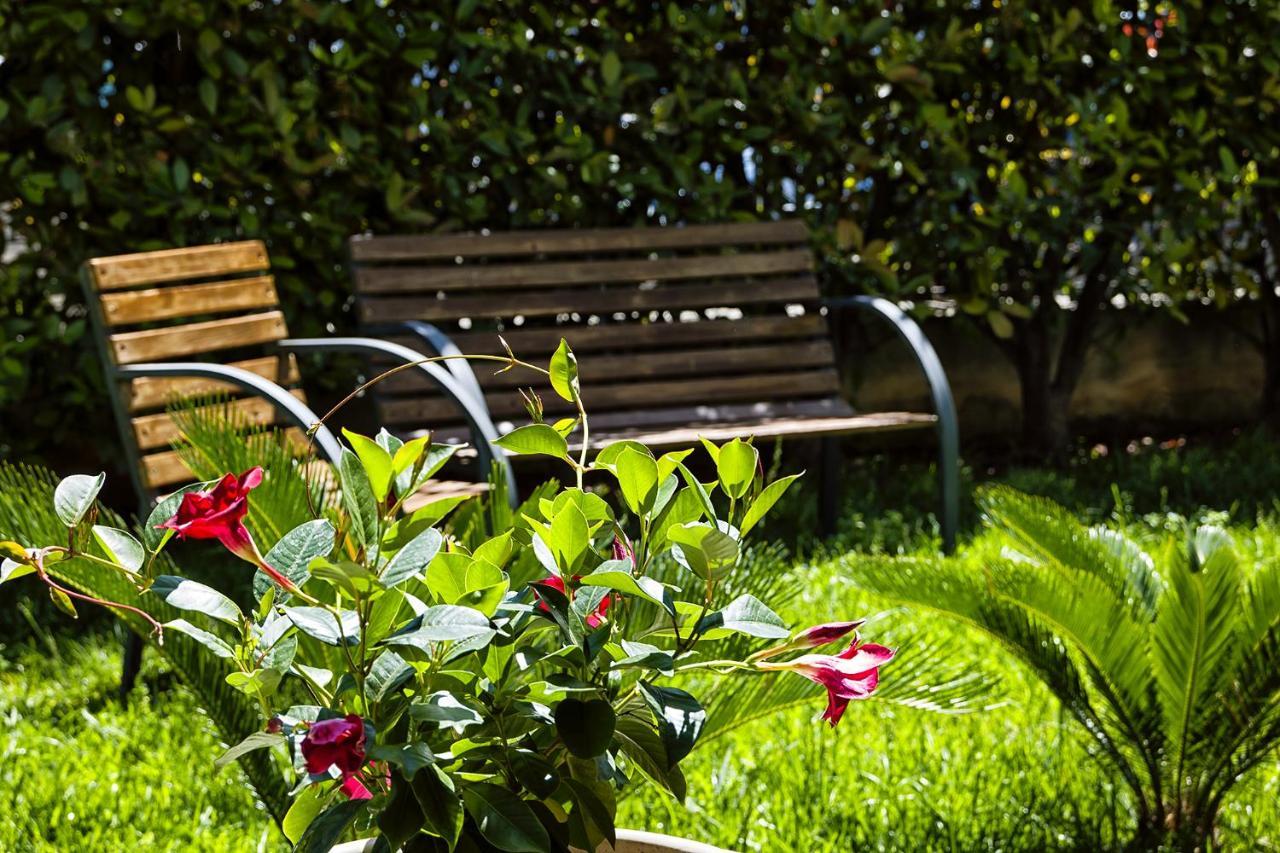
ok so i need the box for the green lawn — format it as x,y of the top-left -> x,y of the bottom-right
4,430 -> 1280,851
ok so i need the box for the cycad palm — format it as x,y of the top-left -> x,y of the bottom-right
843,485 -> 1280,850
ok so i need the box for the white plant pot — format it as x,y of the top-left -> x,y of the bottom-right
331,829 -> 735,853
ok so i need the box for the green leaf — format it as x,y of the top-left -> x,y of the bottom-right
367,649 -> 413,702
282,785 -> 326,845
668,522 -> 738,580
256,519 -> 334,600
213,731 -> 284,770
0,558 -> 35,585
601,51 -> 622,87
549,338 -> 580,402
368,743 -> 435,780
412,765 -> 463,846
616,446 -> 660,514
549,502 -> 591,572
638,682 -> 705,768
740,473 -> 802,537
675,462 -> 717,522
198,78 -> 217,114
391,435 -> 428,477
594,440 -> 649,469
91,525 -> 145,573
294,800 -> 366,853
410,691 -> 485,730
495,424 -> 570,461
385,604 -> 494,646
715,438 -> 758,500
343,428 -> 394,502
284,606 -> 360,646
697,593 -> 788,638
510,750 -> 560,799
53,472 -> 104,527
555,697 -> 617,758
164,618 -> 235,659
579,561 -> 674,615
338,448 -> 379,550
380,527 -> 443,588
150,575 -> 242,624
463,782 -> 550,852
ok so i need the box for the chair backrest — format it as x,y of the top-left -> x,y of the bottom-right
82,241 -> 304,496
349,221 -> 845,439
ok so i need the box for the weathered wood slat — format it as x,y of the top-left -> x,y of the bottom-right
380,369 -> 842,425
88,241 -> 269,290
360,277 -> 818,323
125,354 -> 301,413
141,427 -> 309,489
380,340 -> 836,394
110,311 -> 289,364
353,250 -> 813,295
100,275 -> 279,326
388,315 -> 829,358
132,390 -> 307,451
349,221 -> 809,262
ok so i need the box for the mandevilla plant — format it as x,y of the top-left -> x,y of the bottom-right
0,341 -> 893,853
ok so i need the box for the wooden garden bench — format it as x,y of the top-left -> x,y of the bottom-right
81,240 -> 506,510
81,240 -> 510,691
347,220 -> 959,548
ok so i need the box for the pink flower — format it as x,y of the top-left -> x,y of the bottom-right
159,468 -> 294,591
612,534 -> 634,567
793,620 -> 864,648
302,714 -> 371,800
758,639 -> 894,727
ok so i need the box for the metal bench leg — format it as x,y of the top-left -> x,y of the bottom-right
818,437 -> 841,537
936,394 -> 960,554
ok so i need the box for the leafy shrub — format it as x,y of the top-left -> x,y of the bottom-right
0,343 -> 998,851
847,485 -> 1280,850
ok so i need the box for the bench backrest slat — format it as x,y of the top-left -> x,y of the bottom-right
83,241 -> 301,493
351,220 -> 844,436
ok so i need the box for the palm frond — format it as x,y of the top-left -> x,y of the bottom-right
1150,527 -> 1243,789
0,462 -> 291,822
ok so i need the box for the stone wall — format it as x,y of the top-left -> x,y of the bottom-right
836,304 -> 1266,442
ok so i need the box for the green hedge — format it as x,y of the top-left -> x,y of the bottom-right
2,1 -> 1276,467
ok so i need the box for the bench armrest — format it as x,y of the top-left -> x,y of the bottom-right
824,296 -> 960,551
361,321 -> 485,405
278,337 -> 517,502
113,362 -> 345,466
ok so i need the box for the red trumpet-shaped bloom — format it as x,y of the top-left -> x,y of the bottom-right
159,468 -> 295,591
792,619 -> 864,648
534,575 -> 613,629
758,638 -> 894,727
301,714 -> 372,800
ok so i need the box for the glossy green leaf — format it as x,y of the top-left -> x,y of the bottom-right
549,338 -> 579,402
282,784 -> 326,844
91,525 -> 145,573
256,519 -> 334,600
740,473 -> 803,537
616,446 -> 660,514
284,606 -> 360,646
463,782 -> 550,852
338,448 -> 378,550
164,618 -> 235,659
555,697 -> 616,758
495,424 -> 570,461
53,472 -> 104,527
716,438 -> 758,500
150,575 -> 242,624
343,428 -> 394,502
638,682 -> 705,768
380,527 -> 443,588
213,731 -> 284,770
697,593 -> 789,638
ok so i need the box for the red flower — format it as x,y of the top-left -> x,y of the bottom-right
612,534 -> 634,567
302,714 -> 371,800
535,575 -> 612,629
159,468 -> 294,591
758,639 -> 894,727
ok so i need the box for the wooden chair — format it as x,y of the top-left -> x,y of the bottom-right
81,240 -> 509,689
347,220 -> 960,549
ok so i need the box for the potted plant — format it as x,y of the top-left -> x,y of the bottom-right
0,342 -> 893,852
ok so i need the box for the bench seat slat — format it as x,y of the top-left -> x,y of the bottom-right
353,249 -> 813,294
125,354 -> 301,413
379,340 -> 837,394
99,275 -> 279,327
360,277 -> 818,323
132,390 -> 307,451
380,369 -> 843,425
88,241 -> 269,290
349,221 -> 808,262
110,310 -> 289,364
575,412 -> 937,450
141,426 -> 309,489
